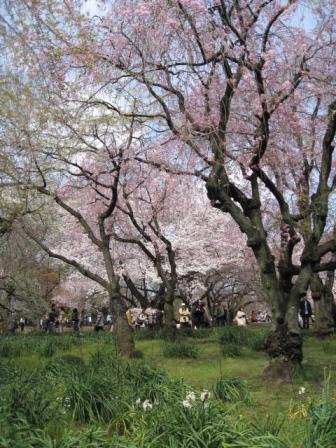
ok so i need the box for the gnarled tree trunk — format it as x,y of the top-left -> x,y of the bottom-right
311,272 -> 335,336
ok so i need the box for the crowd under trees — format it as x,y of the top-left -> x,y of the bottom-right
0,0 -> 335,370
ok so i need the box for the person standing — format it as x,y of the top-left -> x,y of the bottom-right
215,301 -> 227,327
71,308 -> 80,333
126,307 -> 134,327
58,307 -> 66,334
19,317 -> 25,332
47,304 -> 57,334
192,301 -> 204,329
95,308 -> 104,332
137,308 -> 148,329
299,298 -> 312,329
178,303 -> 191,328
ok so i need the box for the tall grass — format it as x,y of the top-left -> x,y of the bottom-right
0,332 -> 334,447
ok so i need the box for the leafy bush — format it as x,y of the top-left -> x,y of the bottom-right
162,342 -> 199,359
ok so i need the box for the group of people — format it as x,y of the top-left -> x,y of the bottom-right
126,307 -> 163,329
39,305 -> 113,334
40,305 -> 72,333
8,297 -> 317,336
178,301 -> 213,328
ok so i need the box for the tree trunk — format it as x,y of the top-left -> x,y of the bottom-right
109,285 -> 135,357
162,287 -> 179,340
311,273 -> 335,336
256,251 -> 308,368
264,265 -> 313,376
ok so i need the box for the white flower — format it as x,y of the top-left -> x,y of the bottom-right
186,391 -> 196,402
135,398 -> 141,405
298,387 -> 306,395
200,390 -> 210,401
182,399 -> 193,409
142,399 -> 153,411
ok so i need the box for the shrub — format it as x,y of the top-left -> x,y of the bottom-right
219,326 -> 249,346
162,342 -> 199,359
221,342 -> 242,358
247,329 -> 269,351
213,377 -> 251,404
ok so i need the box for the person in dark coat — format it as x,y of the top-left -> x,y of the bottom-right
71,308 -> 80,333
299,298 -> 312,329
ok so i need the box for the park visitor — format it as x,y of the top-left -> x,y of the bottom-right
299,298 -> 312,329
250,310 -> 257,323
71,308 -> 80,333
178,303 -> 191,328
58,307 -> 66,334
19,317 -> 25,332
235,308 -> 247,326
137,308 -> 148,328
95,308 -> 104,332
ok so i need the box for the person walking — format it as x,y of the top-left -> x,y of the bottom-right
299,298 -> 312,329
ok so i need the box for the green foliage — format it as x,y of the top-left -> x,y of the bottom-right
303,375 -> 336,448
134,328 -> 164,341
0,332 -> 335,447
162,341 -> 199,359
219,326 -> 268,352
212,377 -> 251,404
0,334 -> 83,359
219,326 -> 250,345
221,342 -> 242,357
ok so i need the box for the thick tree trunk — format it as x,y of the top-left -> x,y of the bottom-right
255,248 -> 310,369
264,266 -> 312,377
109,285 -> 135,357
311,273 -> 335,336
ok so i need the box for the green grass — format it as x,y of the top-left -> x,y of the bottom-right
1,327 -> 336,447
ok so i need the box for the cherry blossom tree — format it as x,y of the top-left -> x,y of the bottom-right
66,0 -> 335,366
2,0 -> 336,367
112,169 -> 250,325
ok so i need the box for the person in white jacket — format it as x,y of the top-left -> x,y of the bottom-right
235,308 -> 247,326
